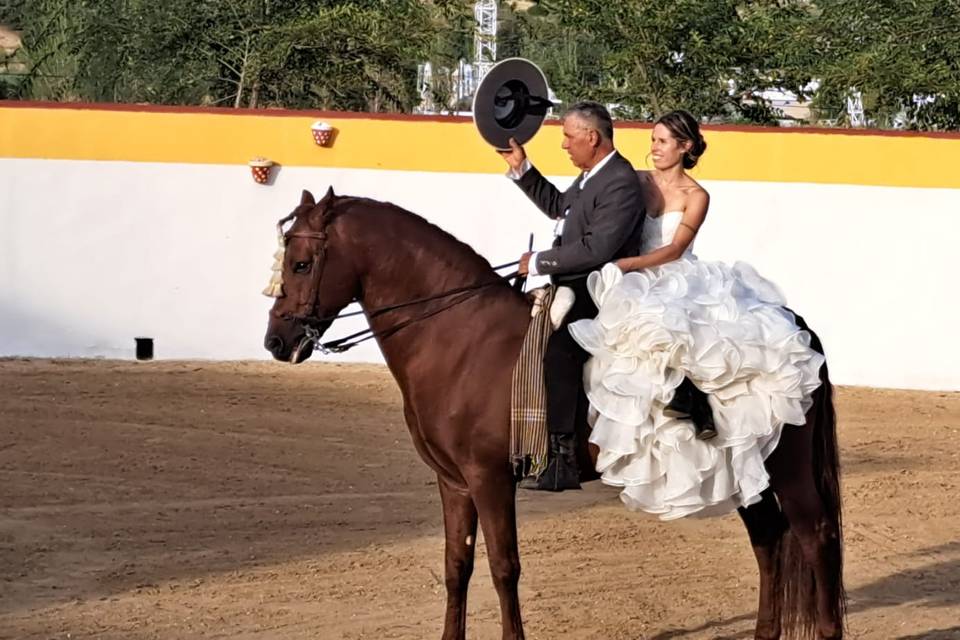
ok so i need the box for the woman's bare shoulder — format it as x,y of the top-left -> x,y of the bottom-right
683,175 -> 709,198
684,181 -> 710,215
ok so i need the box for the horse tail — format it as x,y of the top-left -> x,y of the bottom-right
779,313 -> 847,639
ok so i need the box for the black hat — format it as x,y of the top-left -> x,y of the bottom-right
472,58 -> 552,150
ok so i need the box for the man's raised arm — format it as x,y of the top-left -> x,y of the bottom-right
499,138 -> 567,219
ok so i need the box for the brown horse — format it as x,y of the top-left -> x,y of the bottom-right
264,188 -> 846,640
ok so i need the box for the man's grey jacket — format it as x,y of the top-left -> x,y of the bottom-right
515,151 -> 646,282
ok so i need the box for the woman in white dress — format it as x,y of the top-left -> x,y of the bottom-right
568,111 -> 826,520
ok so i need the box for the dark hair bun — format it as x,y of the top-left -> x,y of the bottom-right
683,132 -> 707,169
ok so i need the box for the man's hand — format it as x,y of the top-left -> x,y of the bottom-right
518,251 -> 534,276
498,137 -> 527,174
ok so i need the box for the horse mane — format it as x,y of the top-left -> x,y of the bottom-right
329,195 -> 503,278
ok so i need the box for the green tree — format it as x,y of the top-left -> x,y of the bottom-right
0,2 -> 25,98
257,1 -> 452,111
11,0 -> 960,129
527,0 -> 779,121
500,1 -> 611,110
801,0 -> 960,129
507,0 -> 960,130
9,0 -> 80,100
418,1 -> 475,112
11,0 -> 471,112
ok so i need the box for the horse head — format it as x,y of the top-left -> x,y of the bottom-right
263,187 -> 361,363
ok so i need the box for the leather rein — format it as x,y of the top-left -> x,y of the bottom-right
281,226 -> 520,357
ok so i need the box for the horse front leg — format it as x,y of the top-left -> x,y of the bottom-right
439,478 -> 479,640
739,489 -> 789,640
471,473 -> 524,640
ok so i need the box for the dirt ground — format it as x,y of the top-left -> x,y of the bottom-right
0,359 -> 958,640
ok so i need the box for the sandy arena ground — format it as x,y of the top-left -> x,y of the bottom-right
0,359 -> 958,640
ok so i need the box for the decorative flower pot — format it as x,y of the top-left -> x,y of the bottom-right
248,157 -> 275,184
311,121 -> 334,147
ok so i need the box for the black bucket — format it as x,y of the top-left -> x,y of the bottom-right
135,337 -> 154,361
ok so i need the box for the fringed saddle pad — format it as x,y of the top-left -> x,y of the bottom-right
510,285 -> 557,479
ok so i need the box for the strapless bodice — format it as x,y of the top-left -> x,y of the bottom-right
641,211 -> 695,257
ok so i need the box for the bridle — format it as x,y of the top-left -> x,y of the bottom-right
283,226 -> 331,324
276,215 -> 520,358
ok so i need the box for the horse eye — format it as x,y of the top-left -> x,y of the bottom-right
293,261 -> 312,274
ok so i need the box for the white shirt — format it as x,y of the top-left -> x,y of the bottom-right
508,150 -> 617,276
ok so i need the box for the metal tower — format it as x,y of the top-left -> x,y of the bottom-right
473,0 -> 498,83
416,1 -> 498,113
846,89 -> 866,127
416,62 -> 435,113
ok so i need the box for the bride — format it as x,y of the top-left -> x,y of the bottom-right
569,110 -> 826,520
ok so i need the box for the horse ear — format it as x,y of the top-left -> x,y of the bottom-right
300,190 -> 315,206
315,186 -> 337,216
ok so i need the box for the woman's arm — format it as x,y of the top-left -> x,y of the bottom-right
616,189 -> 709,272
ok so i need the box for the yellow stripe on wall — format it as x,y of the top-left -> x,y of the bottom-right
3,103 -> 959,189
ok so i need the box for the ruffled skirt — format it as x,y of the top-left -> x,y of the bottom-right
569,261 -> 824,520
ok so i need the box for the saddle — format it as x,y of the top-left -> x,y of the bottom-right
509,285 -> 574,478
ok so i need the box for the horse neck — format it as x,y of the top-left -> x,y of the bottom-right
335,203 -> 527,364
339,204 -> 504,309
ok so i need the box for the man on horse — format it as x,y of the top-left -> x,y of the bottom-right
499,101 -> 646,491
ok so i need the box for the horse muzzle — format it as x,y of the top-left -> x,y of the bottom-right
288,331 -> 316,364
265,317 -> 334,364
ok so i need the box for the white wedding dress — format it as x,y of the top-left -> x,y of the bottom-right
568,211 -> 825,520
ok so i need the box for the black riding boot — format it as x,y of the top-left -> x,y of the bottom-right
665,377 -> 718,441
519,434 -> 582,492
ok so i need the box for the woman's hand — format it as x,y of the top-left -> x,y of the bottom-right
615,258 -> 633,272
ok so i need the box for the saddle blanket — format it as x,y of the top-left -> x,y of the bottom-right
509,284 -> 574,478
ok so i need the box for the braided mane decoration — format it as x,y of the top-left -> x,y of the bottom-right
262,188 -> 334,298
262,226 -> 286,298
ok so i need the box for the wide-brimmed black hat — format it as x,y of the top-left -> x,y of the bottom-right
472,58 -> 552,150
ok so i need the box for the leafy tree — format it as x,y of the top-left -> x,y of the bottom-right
507,0 -> 960,130
417,1 -> 475,112
499,1 -> 611,110
256,1 -> 451,111
8,0 -> 960,129
10,0 -> 472,112
801,0 -> 960,129
526,0 -> 776,121
8,0 -> 80,100
0,3 -> 24,98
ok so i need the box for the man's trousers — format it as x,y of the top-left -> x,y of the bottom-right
542,276 -> 597,436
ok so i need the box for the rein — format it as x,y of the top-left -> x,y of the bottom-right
275,205 -> 523,360
291,257 -> 521,357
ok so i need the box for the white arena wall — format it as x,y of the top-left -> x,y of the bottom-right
2,103 -> 959,391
